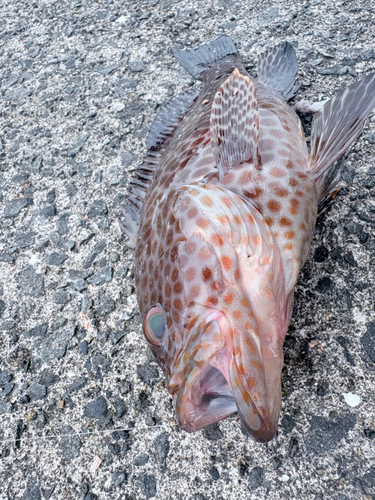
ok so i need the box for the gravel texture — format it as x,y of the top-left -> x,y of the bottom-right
1,0 -> 375,499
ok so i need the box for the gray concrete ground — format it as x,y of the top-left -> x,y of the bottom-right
1,0 -> 375,499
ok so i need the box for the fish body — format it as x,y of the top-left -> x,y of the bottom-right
122,37 -> 375,442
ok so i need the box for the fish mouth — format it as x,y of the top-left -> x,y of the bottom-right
176,340 -> 280,443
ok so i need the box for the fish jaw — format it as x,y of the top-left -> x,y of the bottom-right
171,312 -> 284,442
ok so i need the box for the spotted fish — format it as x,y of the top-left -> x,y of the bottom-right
121,37 -> 375,442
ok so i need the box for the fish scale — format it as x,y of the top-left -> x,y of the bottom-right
121,36 -> 375,442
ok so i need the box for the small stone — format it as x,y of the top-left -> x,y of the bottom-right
129,61 -> 143,72
83,241 -> 106,268
87,200 -> 108,218
96,295 -> 115,316
137,364 -> 160,384
94,64 -> 118,75
146,416 -> 155,426
17,266 -> 45,297
67,377 -> 87,394
0,402 -> 12,414
112,396 -> 126,418
361,322 -> 375,364
281,414 -> 295,434
316,277 -> 332,294
14,232 -> 36,249
84,396 -> 108,419
111,471 -> 127,487
362,49 -> 375,61
316,65 -> 348,76
0,370 -> 12,384
92,267 -> 113,285
121,151 -> 135,167
0,300 -> 5,319
314,246 -> 329,262
27,383 -> 47,401
46,253 -> 68,266
342,393 -> 360,407
24,323 -> 48,338
60,425 -> 82,460
72,278 -> 87,291
38,370 -> 60,386
288,437 -> 299,458
4,198 -> 29,216
137,474 -> 157,499
52,291 -> 71,305
80,340 -> 89,355
209,466 -> 220,480
203,423 -> 223,441
2,382 -> 14,397
81,297 -> 93,313
22,479 -> 41,500
364,429 -> 375,440
38,205 -> 57,218
134,453 -> 149,466
248,466 -> 264,490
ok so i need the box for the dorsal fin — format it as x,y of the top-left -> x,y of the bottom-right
210,69 -> 260,178
120,90 -> 198,248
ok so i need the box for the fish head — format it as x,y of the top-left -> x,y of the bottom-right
136,184 -> 293,442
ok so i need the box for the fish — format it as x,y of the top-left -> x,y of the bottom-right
121,36 -> 375,442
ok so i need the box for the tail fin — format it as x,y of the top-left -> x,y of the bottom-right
257,42 -> 299,100
309,73 -> 375,197
172,36 -> 238,80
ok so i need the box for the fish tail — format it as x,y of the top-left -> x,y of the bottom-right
257,42 -> 299,100
309,73 -> 375,200
172,36 -> 238,80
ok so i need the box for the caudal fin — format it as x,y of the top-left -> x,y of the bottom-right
309,73 -> 375,198
172,36 -> 238,80
257,42 -> 299,100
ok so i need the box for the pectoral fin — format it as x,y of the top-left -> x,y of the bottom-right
210,69 -> 260,178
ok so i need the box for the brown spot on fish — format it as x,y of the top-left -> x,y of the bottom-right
202,267 -> 213,281
223,292 -> 235,305
197,217 -> 209,228
174,281 -> 183,293
284,243 -> 294,251
240,171 -> 253,184
187,207 -> 198,219
207,296 -> 219,306
174,298 -> 183,310
233,310 -> 242,319
267,200 -> 281,212
211,233 -> 225,246
285,231 -> 295,240
165,282 -> 172,298
202,195 -> 214,207
173,310 -> 180,322
275,188 -> 288,197
221,255 -> 232,271
290,198 -> 300,215
280,217 -> 292,227
271,166 -> 286,178
289,178 -> 298,187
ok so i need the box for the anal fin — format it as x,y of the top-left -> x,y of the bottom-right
210,69 -> 260,178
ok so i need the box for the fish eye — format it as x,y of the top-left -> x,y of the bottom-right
144,306 -> 166,345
